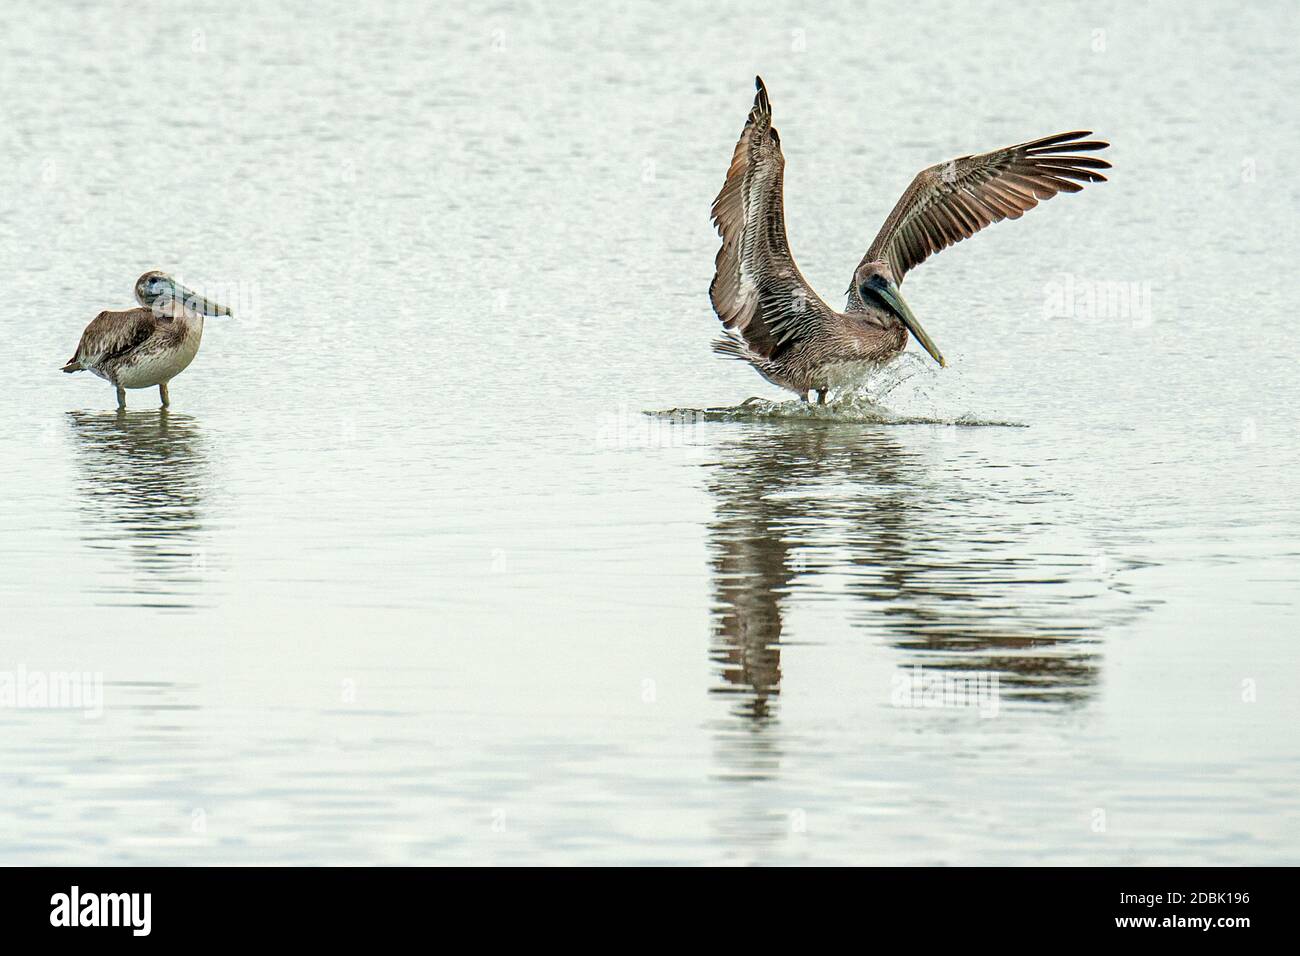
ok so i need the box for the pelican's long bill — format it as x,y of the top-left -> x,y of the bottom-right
172,278 -> 232,317
865,276 -> 945,368
144,274 -> 232,318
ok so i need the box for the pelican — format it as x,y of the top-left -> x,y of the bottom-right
710,77 -> 1110,402
61,271 -> 231,408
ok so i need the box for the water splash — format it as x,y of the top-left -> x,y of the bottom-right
648,400 -> 1024,427
651,354 -> 1026,427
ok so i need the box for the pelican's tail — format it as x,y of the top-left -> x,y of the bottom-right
711,332 -> 752,362
61,356 -> 82,372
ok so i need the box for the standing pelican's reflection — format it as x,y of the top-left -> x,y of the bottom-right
705,424 -> 1125,726
66,409 -> 211,609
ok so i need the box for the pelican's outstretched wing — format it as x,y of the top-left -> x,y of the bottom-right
710,76 -> 836,360
859,131 -> 1110,284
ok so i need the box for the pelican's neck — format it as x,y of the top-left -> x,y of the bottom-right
179,310 -> 206,339
844,296 -> 902,333
145,296 -> 206,326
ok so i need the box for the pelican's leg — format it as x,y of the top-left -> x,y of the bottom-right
159,383 -> 170,407
115,386 -> 126,410
816,388 -> 828,405
800,391 -> 810,403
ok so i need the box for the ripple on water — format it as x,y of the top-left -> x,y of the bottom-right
647,397 -> 1027,428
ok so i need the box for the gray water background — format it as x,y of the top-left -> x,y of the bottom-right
0,0 -> 1297,863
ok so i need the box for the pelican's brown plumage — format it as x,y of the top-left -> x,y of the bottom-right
710,76 -> 1110,402
62,271 -> 231,409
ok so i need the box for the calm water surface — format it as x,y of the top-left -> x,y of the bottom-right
1,0 -> 1297,864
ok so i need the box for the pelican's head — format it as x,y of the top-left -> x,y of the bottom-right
134,271 -> 232,317
853,262 -> 945,368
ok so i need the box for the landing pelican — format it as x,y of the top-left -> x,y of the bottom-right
710,77 -> 1110,402
62,271 -> 230,408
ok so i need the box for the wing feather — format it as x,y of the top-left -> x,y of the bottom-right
859,131 -> 1110,283
71,308 -> 161,366
709,76 -> 835,360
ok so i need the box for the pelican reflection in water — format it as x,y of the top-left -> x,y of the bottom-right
62,272 -> 231,409
709,77 -> 1109,401
66,409 -> 209,608
706,425 -> 1125,727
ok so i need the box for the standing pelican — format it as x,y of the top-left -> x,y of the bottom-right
62,271 -> 231,409
710,77 -> 1110,402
